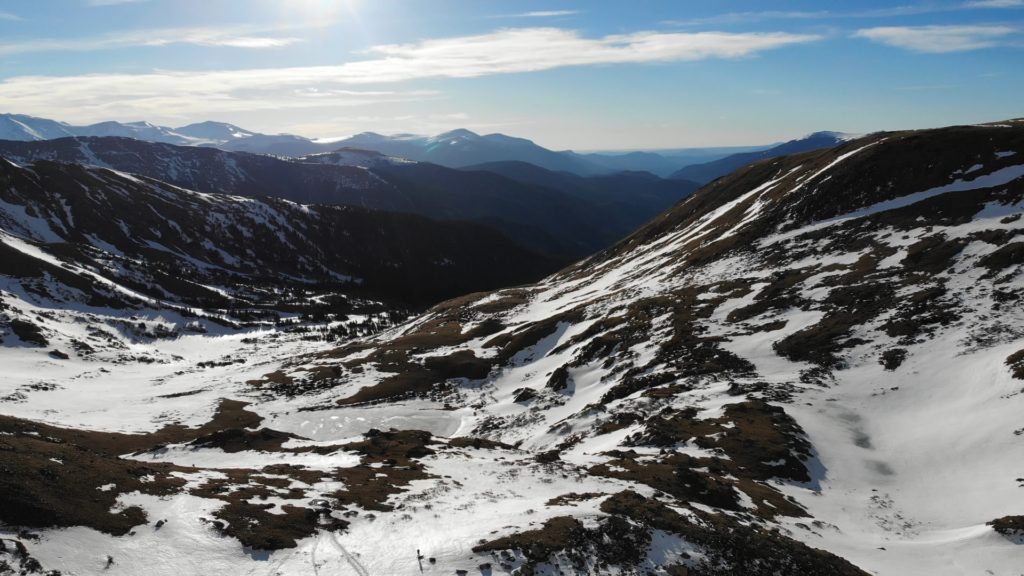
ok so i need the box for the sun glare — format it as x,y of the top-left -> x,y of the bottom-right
285,0 -> 358,26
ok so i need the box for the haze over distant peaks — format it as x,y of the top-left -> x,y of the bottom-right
175,121 -> 256,141
0,112 -> 847,178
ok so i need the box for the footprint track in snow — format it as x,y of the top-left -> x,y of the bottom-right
327,531 -> 370,576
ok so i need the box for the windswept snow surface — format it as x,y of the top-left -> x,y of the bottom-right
824,163 -> 1024,225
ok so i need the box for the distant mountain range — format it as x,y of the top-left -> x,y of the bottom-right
576,147 -> 769,177
1,113 -> 843,178
0,136 -> 697,259
0,113 -> 254,146
333,129 -> 607,174
669,131 -> 854,184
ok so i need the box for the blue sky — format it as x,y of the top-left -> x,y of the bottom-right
0,0 -> 1022,149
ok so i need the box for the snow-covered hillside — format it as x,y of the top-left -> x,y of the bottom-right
297,148 -> 416,169
2,121 -> 1023,575
0,156 -> 559,333
0,114 -> 283,149
0,114 -> 76,141
0,137 -> 395,202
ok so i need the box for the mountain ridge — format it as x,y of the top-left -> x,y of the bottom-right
0,136 -> 696,259
1,112 -> 838,178
0,157 -> 561,310
669,131 -> 850,184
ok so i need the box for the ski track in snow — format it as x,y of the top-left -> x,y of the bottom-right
328,532 -> 371,576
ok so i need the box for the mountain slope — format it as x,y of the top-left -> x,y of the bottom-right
574,150 -> 688,177
298,147 -> 414,169
465,159 -> 699,201
0,113 -> 312,151
246,122 -> 1024,573
461,160 -> 699,232
578,145 -> 773,178
0,158 -> 559,309
70,121 -> 194,145
374,161 -> 697,256
2,121 -> 1022,575
670,131 -> 850,184
174,121 -> 255,142
334,128 -> 607,174
211,133 -> 327,156
0,137 -> 693,258
0,136 -> 397,205
0,114 -> 77,141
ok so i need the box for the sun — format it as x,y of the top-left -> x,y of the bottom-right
286,0 -> 359,24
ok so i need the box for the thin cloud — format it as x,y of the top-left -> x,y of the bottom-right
491,10 -> 581,19
0,11 -> 22,21
853,25 -> 1017,52
0,77 -> 440,126
0,27 -> 821,123
290,87 -> 440,99
177,36 -> 301,49
0,25 -> 305,56
664,11 -> 830,26
965,0 -> 1024,7
665,2 -> 1019,26
518,10 -> 580,17
357,28 -> 820,80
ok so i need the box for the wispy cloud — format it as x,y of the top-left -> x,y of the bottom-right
0,74 -> 440,125
290,87 -> 440,99
0,27 -> 821,123
356,28 -> 820,80
666,2 -> 1022,26
180,36 -> 300,49
492,9 -> 581,19
0,25 -> 304,56
3,25 -> 815,70
853,25 -> 1017,52
965,0 -> 1024,7
517,10 -> 580,17
0,11 -> 22,21
663,11 -> 830,26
